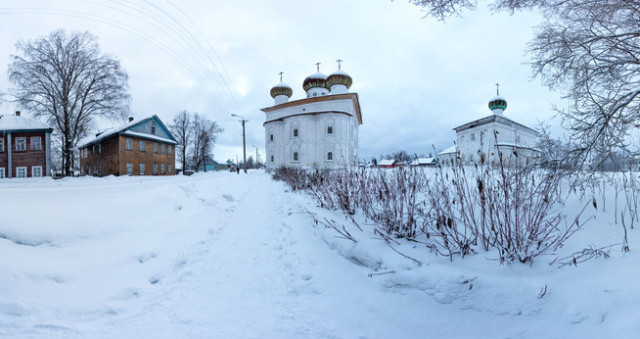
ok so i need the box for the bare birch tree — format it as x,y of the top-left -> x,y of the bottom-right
8,30 -> 130,176
170,110 -> 193,174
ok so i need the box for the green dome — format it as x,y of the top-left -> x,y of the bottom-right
488,96 -> 507,111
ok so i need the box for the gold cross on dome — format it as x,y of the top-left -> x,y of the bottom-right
336,59 -> 343,70
279,71 -> 283,82
496,83 -> 500,96
316,62 -> 321,73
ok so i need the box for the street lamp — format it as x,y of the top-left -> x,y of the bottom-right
231,114 -> 248,173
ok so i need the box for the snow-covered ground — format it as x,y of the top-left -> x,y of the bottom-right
1,171 -> 639,338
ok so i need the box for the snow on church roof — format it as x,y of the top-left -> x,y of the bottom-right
0,114 -> 52,132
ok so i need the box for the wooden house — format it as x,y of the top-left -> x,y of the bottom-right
0,111 -> 53,178
79,115 -> 177,176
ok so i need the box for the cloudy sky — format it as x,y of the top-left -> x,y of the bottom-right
0,0 -> 566,162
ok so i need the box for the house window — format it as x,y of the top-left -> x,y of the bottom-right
30,137 -> 42,150
168,164 -> 173,174
293,128 -> 299,138
0,168 -> 5,178
126,162 -> 133,175
15,137 -> 26,151
125,138 -> 133,150
153,143 -> 158,153
161,144 -> 166,154
0,138 -> 4,152
32,166 -> 42,177
269,134 -> 274,142
153,163 -> 158,175
168,145 -> 172,155
84,148 -> 88,158
98,143 -> 101,154
140,163 -> 145,175
16,167 -> 27,178
161,164 -> 165,174
327,152 -> 333,161
92,146 -> 95,155
151,126 -> 156,134
327,126 -> 333,134
140,140 -> 146,152
293,152 -> 299,162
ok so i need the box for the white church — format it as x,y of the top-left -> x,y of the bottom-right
439,87 -> 539,167
261,61 -> 362,171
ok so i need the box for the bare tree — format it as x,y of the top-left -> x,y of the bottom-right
528,1 -> 640,162
191,113 -> 223,172
170,110 -> 192,174
408,0 -> 640,163
8,30 -> 130,176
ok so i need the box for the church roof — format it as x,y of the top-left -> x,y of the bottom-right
261,92 -> 362,125
453,114 -> 538,135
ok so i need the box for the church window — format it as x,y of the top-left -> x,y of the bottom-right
293,128 -> 299,138
270,155 -> 274,163
516,136 -> 521,144
269,134 -> 274,142
327,152 -> 333,161
293,152 -> 299,162
471,133 -> 476,141
327,126 -> 333,134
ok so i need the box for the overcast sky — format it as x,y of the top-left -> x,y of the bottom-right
0,0 -> 566,162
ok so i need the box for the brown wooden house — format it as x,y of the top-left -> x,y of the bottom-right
0,111 -> 53,179
79,115 -> 177,176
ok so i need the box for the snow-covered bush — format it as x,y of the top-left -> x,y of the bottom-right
272,157 -> 589,264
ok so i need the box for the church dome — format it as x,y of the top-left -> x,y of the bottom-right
302,72 -> 329,92
270,82 -> 292,99
326,69 -> 353,89
488,95 -> 507,112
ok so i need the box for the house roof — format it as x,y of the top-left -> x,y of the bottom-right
438,145 -> 457,155
0,114 -> 53,132
453,114 -> 538,135
79,115 -> 177,148
411,157 -> 436,165
378,159 -> 396,166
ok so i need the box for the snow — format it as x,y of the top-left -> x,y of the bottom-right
0,115 -> 51,131
1,171 -> 640,338
410,157 -> 435,165
122,131 -> 178,145
439,145 -> 457,155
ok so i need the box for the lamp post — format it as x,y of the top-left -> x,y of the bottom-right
231,114 -> 248,173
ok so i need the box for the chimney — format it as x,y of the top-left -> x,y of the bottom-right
15,111 -> 21,117
128,117 -> 134,122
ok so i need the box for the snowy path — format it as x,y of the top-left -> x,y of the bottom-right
2,172 -> 639,338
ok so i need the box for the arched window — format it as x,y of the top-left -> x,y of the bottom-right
327,152 -> 333,161
327,126 -> 333,134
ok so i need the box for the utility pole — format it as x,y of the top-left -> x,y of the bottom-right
231,114 -> 248,173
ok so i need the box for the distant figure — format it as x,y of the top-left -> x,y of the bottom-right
236,167 -> 240,174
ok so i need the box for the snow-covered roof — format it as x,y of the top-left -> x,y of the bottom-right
80,115 -> 176,148
411,157 -> 436,165
122,131 -> 177,145
438,145 -> 457,155
272,82 -> 292,89
0,114 -> 52,132
495,142 -> 540,152
305,72 -> 328,80
378,159 -> 396,166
